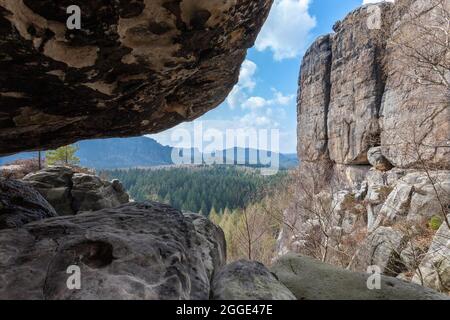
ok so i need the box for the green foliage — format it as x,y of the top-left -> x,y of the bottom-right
103,165 -> 287,215
45,144 -> 80,166
429,215 -> 443,231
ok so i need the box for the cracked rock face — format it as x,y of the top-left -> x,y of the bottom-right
22,167 -> 129,215
297,0 -> 450,170
0,0 -> 272,155
0,202 -> 226,300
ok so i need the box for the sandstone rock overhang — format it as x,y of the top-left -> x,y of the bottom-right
0,0 -> 273,156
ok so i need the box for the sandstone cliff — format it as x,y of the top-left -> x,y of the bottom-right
282,0 -> 450,294
298,0 -> 449,176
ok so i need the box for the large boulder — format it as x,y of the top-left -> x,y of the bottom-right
183,212 -> 226,280
405,171 -> 450,223
412,217 -> 450,293
211,260 -> 296,300
367,147 -> 393,171
0,202 -> 226,300
271,254 -> 448,300
353,227 -> 407,276
22,167 -> 74,215
0,178 -> 57,229
0,0 -> 273,155
23,167 -> 129,215
371,170 -> 450,226
71,173 -> 130,213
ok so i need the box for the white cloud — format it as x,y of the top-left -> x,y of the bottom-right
271,89 -> 294,106
226,85 -> 246,110
255,0 -> 316,60
151,58 -> 298,153
227,60 -> 295,111
238,60 -> 257,90
241,91 -> 294,111
227,61 -> 294,132
242,96 -> 267,110
226,59 -> 257,110
239,114 -> 272,127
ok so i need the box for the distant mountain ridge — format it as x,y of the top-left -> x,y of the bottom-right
0,137 -> 298,170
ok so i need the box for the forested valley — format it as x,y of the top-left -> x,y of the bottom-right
103,165 -> 289,216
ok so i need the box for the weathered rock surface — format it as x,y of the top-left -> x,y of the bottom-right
211,260 -> 296,300
0,202 -> 226,300
286,0 -> 450,294
297,0 -> 450,171
412,217 -> 450,293
327,5 -> 389,165
297,35 -> 332,162
380,0 -> 450,169
0,0 -> 273,155
353,227 -> 407,276
370,170 -> 450,227
23,167 -> 129,215
272,254 -> 449,300
278,165 -> 449,291
71,174 -> 130,213
0,178 -> 57,229
367,147 -> 393,171
183,212 -> 226,280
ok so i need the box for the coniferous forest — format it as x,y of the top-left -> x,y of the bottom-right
103,166 -> 288,215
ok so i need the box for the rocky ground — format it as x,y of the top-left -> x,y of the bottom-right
0,167 -> 448,299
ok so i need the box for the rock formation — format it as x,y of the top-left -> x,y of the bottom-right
0,0 -> 272,155
271,254 -> 448,300
297,0 -> 449,178
22,166 -> 129,215
281,0 -> 450,294
0,167 -> 448,300
0,178 -> 57,229
0,202 -> 226,299
211,260 -> 296,300
0,0 -> 448,300
412,215 -> 450,292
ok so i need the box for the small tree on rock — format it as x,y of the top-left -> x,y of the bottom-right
46,144 -> 80,166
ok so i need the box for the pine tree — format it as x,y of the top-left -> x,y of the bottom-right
200,201 -> 208,216
46,144 -> 80,166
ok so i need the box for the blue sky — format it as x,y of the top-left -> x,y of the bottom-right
151,0 -> 385,153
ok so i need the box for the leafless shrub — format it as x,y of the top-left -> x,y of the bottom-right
0,158 -> 41,179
